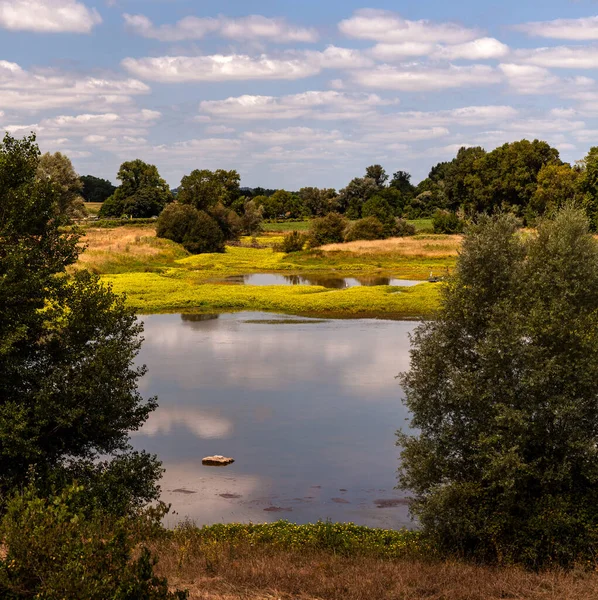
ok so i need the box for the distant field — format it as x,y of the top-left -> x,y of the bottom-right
263,219 -> 434,233
263,221 -> 310,232
85,202 -> 103,216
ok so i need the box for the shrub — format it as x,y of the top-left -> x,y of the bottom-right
432,210 -> 465,234
276,231 -> 306,253
157,203 -> 225,254
393,218 -> 417,237
307,213 -> 347,247
399,208 -> 598,568
0,484 -> 187,599
344,217 -> 386,242
207,202 -> 242,241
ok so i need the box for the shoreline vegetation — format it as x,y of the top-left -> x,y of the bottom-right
78,223 -> 457,318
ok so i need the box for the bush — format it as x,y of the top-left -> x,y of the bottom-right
399,208 -> 598,568
393,218 -> 416,237
276,231 -> 306,253
344,217 -> 386,242
307,213 -> 347,247
207,202 -> 242,241
433,210 -> 465,234
157,203 -> 225,254
0,484 -> 187,599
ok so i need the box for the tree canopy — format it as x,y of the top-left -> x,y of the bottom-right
399,207 -> 598,567
80,174 -> 116,203
0,134 -> 161,513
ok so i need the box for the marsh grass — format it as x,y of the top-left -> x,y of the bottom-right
78,226 -> 457,317
148,522 -> 598,600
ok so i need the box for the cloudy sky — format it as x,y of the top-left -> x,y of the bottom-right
3,0 -> 598,189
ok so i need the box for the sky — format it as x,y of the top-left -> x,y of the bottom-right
3,1 -> 598,189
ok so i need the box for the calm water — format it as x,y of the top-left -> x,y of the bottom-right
221,274 -> 423,288
132,313 -> 417,528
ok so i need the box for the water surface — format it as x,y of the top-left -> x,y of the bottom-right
220,274 -> 423,288
133,313 -> 417,529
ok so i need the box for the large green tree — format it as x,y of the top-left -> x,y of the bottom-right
80,174 -> 116,203
177,169 -> 241,211
100,159 -> 172,218
0,134 -> 161,513
399,208 -> 598,567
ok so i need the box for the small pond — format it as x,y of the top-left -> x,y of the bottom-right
220,274 -> 424,288
132,312 -> 417,529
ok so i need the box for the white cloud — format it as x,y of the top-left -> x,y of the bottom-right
242,127 -> 342,145
0,0 -> 101,33
307,46 -> 373,69
339,8 -> 479,44
204,125 -> 235,135
362,126 -> 450,143
514,46 -> 598,69
351,64 -> 500,91
122,53 -> 322,83
0,60 -> 149,111
380,105 -> 519,128
499,63 -> 560,94
124,13 -> 317,43
199,91 -> 393,121
433,38 -> 509,60
515,16 -> 598,40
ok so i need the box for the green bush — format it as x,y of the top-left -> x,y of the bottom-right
393,218 -> 417,237
432,210 -> 465,234
0,484 -> 187,599
276,231 -> 306,253
157,203 -> 224,254
307,213 -> 347,247
344,217 -> 386,242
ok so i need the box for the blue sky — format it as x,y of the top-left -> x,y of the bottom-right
3,1 -> 598,189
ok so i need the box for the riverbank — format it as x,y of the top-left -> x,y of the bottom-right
148,522 -> 598,600
78,225 -> 458,318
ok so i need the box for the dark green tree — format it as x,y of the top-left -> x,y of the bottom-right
399,207 -> 598,567
178,169 -> 241,211
390,170 -> 415,199
365,164 -> 388,188
0,134 -> 161,511
99,159 -> 172,218
338,177 -> 378,219
80,174 -> 116,203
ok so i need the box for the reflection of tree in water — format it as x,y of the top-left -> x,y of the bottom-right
180,314 -> 220,329
355,277 -> 391,287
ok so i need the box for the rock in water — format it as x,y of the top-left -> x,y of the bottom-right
202,455 -> 235,466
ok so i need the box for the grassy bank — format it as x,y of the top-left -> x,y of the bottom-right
78,226 -> 458,318
149,522 -> 598,600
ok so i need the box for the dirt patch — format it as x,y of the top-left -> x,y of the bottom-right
374,498 -> 411,508
219,493 -> 242,499
263,506 -> 293,513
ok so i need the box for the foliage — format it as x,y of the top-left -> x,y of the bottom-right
344,217 -> 386,242
399,208 -> 598,568
308,212 -> 348,247
100,159 -> 172,218
433,210 -> 465,234
365,164 -> 389,188
390,170 -> 416,199
338,177 -> 378,219
0,133 -> 161,511
256,189 -> 305,219
277,230 -> 307,253
394,218 -> 417,237
177,168 -> 241,210
298,187 -> 339,216
37,151 -> 86,219
174,520 -> 424,560
240,199 -> 264,235
207,202 -> 241,241
0,484 -> 187,599
156,203 -> 225,254
80,174 -> 117,204
362,195 -> 396,233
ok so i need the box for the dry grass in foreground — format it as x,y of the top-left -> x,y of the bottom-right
153,545 -> 598,600
320,235 -> 462,258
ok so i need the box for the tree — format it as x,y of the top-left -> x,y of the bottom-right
36,151 -> 86,219
307,213 -> 348,247
99,159 -> 172,218
0,134 -> 160,511
362,195 -> 395,234
578,147 -> 598,229
399,207 -> 598,567
338,177 -> 378,219
241,199 -> 264,236
299,187 -> 338,217
178,169 -> 241,211
529,164 -> 582,220
80,174 -> 116,203
390,170 -> 416,199
256,189 -> 304,219
344,217 -> 386,242
156,203 -> 225,254
365,164 -> 388,188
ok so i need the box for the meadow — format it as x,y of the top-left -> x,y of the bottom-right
78,225 -> 458,318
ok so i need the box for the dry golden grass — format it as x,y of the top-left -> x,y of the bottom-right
320,235 -> 462,258
79,226 -> 159,255
153,544 -> 598,600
